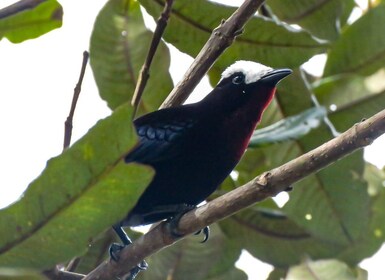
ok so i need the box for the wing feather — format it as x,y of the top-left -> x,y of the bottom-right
124,107 -> 196,164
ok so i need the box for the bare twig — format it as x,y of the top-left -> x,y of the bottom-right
63,51 -> 89,150
83,108 -> 385,279
160,0 -> 265,108
131,0 -> 175,117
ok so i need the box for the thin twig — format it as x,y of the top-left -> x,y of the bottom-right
83,109 -> 385,278
63,51 -> 89,151
131,0 -> 175,118
160,0 -> 265,108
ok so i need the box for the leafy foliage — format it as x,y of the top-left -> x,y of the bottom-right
90,0 -> 173,112
1,0 -> 385,279
0,0 -> 62,43
0,105 -> 154,269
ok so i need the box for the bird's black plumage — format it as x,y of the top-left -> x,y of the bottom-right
117,62 -> 292,228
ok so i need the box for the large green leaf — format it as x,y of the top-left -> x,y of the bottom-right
337,165 -> 385,264
314,72 -> 385,132
249,107 -> 327,147
266,0 -> 355,40
90,0 -> 173,111
286,259 -> 367,280
314,74 -> 372,111
0,105 -> 154,269
139,0 -> 326,72
324,4 -> 385,76
0,0 -> 62,43
328,90 -> 385,132
137,224 -> 246,280
219,206 -> 341,267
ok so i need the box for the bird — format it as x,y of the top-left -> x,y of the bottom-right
110,60 -> 292,279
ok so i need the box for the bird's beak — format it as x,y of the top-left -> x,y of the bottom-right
260,68 -> 292,86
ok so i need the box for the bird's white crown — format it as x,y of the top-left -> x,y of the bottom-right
221,60 -> 273,84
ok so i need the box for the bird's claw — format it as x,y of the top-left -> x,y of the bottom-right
166,205 -> 196,238
167,210 -> 211,243
109,243 -> 125,262
194,226 -> 210,243
109,243 -> 148,280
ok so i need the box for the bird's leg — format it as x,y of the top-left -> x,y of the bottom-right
109,225 -> 148,280
162,204 -> 210,243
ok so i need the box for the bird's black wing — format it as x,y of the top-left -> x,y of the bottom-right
125,107 -> 196,165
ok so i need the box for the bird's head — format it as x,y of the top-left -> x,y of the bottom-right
206,61 -> 292,113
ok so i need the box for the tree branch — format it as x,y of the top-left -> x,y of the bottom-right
63,51 -> 89,150
160,0 -> 266,108
131,0 -> 174,117
83,107 -> 385,279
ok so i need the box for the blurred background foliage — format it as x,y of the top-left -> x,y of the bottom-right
0,0 -> 385,279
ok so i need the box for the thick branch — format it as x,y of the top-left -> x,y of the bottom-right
160,0 -> 265,108
84,108 -> 385,279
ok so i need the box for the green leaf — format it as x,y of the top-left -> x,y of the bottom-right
0,0 -> 62,43
328,90 -> 385,132
314,74 -> 372,111
286,259 -> 366,280
337,165 -> 385,264
73,229 -> 116,274
137,224 -> 246,280
266,0 -> 355,40
219,206 -> 341,267
139,0 -> 326,72
249,107 -> 327,147
0,105 -> 154,269
0,268 -> 47,280
90,0 -> 173,111
324,4 -> 385,76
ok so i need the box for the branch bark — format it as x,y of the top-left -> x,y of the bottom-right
83,108 -> 385,279
160,0 -> 266,108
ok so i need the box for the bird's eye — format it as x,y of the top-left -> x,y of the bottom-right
232,75 -> 244,85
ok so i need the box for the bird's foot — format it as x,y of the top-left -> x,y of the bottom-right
110,225 -> 148,280
109,243 -> 148,279
109,242 -> 125,262
166,205 -> 196,238
166,206 -> 210,242
194,226 -> 210,243
124,260 -> 148,280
